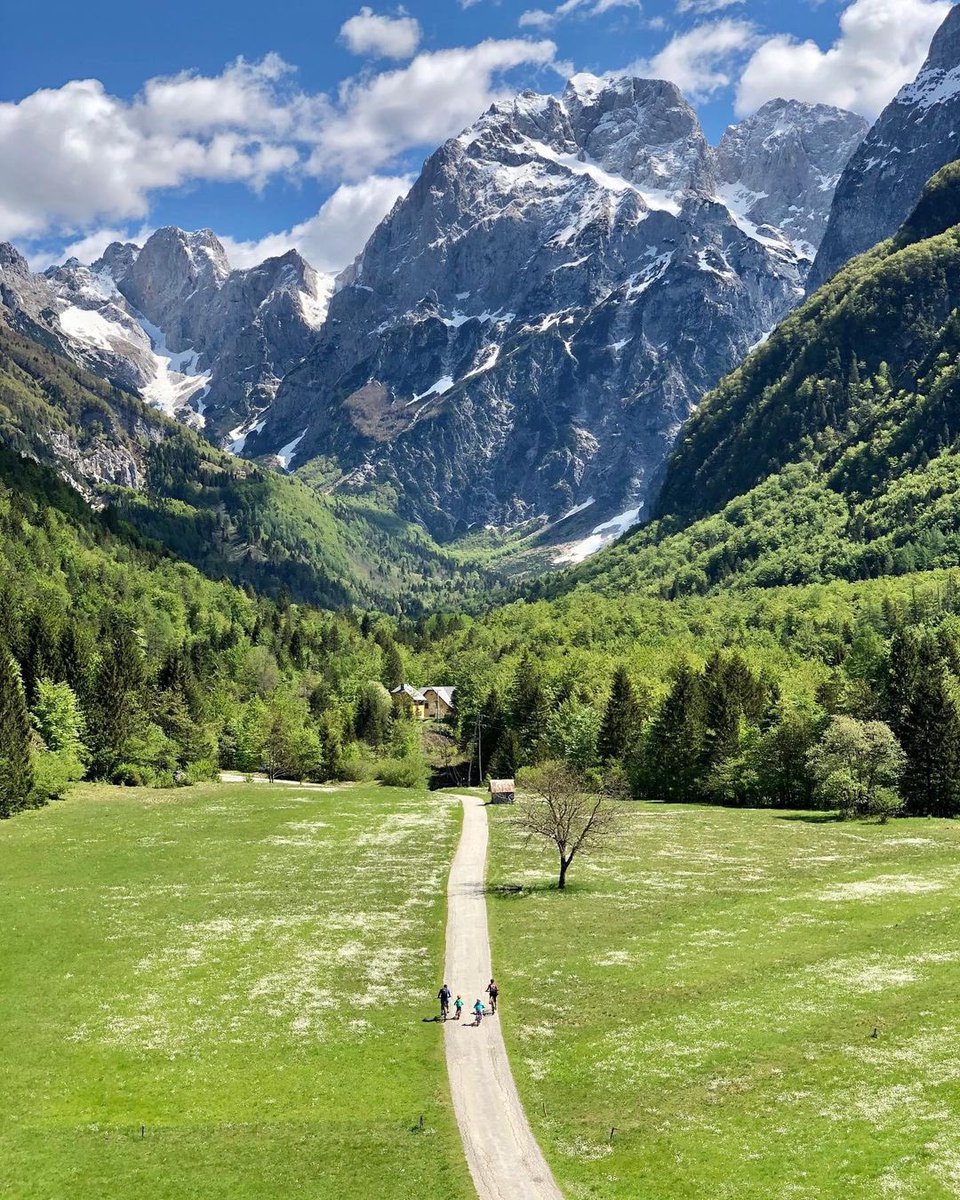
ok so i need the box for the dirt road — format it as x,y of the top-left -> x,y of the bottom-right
443,794 -> 564,1200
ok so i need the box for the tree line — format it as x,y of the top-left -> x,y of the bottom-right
455,593 -> 960,819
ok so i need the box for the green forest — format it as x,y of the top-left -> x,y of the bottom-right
6,164 -> 960,821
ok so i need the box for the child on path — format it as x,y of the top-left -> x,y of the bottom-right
454,994 -> 464,1021
473,998 -> 484,1026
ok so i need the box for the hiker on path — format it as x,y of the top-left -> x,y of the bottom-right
486,978 -> 499,1014
438,983 -> 452,1020
473,998 -> 484,1026
454,994 -> 464,1021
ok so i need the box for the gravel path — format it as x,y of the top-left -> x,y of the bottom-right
444,794 -> 564,1200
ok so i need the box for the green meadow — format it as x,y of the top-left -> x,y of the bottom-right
0,782 -> 472,1200
488,803 -> 960,1200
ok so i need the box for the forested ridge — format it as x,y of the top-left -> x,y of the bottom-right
0,322 -> 500,614
8,166 -> 960,821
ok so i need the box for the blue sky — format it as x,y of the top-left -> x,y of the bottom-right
2,0 -> 952,273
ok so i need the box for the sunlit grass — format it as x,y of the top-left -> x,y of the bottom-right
0,782 -> 471,1200
489,803 -> 960,1199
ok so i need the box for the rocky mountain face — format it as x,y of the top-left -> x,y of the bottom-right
251,76 -> 864,540
716,99 -> 867,259
809,3 -> 960,291
0,228 -> 329,438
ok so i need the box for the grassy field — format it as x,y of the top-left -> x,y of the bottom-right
488,803 -> 960,1200
0,781 -> 472,1200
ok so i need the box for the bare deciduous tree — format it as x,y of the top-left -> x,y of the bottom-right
515,761 -> 619,889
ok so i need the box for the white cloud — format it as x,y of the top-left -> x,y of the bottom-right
519,0 -> 638,29
0,58 -> 308,241
340,8 -> 422,60
309,38 -> 557,178
631,18 -> 758,100
676,0 -> 744,13
1,36 -> 558,245
736,0 -> 950,118
218,175 -> 413,272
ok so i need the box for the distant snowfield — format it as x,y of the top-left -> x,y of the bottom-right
552,503 -> 644,564
135,314 -> 210,421
276,428 -> 308,471
58,303 -> 209,424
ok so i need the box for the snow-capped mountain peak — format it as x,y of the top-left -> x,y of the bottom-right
250,73 -> 864,540
809,3 -> 960,291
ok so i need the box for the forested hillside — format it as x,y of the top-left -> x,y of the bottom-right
0,444 -> 454,812
525,162 -> 960,602
0,323 -> 497,614
407,163 -> 960,819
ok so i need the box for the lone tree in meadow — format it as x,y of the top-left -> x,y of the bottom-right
516,761 -> 619,889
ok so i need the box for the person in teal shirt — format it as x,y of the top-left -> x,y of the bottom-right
472,998 -> 484,1025
454,994 -> 464,1021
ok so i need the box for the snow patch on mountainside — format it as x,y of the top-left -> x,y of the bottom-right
276,428 -> 308,470
135,315 -> 210,423
298,277 -> 334,328
59,305 -> 129,353
553,504 -> 644,564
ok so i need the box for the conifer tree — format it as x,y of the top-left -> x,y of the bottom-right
597,665 -> 644,764
0,652 -> 34,817
508,654 -> 552,766
88,613 -> 146,779
887,629 -> 960,817
640,661 -> 704,802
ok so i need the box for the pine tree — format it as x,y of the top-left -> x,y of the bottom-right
640,662 -> 704,802
508,654 -> 552,766
597,665 -> 644,763
88,613 -> 146,779
381,640 -> 405,689
887,629 -> 960,817
700,654 -> 743,774
0,652 -> 34,817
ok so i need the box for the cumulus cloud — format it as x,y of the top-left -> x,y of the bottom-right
0,57 -> 309,241
1,37 -> 557,245
218,175 -> 413,272
631,18 -> 758,99
736,0 -> 950,118
519,0 -> 638,29
340,7 -> 422,60
309,38 -> 557,177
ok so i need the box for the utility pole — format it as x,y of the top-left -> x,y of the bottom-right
477,714 -> 483,787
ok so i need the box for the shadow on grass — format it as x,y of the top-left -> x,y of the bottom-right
774,811 -> 843,824
486,880 -> 594,898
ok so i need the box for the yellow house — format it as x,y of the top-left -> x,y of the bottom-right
390,683 -> 456,721
422,686 -> 456,720
389,683 -> 426,719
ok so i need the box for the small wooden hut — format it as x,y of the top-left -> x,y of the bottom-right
489,778 -> 516,804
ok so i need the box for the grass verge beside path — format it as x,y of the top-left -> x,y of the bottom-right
488,802 -> 960,1200
0,781 -> 472,1200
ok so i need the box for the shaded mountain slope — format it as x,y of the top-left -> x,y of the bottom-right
535,162 -> 960,600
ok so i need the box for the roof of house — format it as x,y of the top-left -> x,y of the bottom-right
390,683 -> 425,701
423,685 -> 456,706
489,778 -> 516,793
